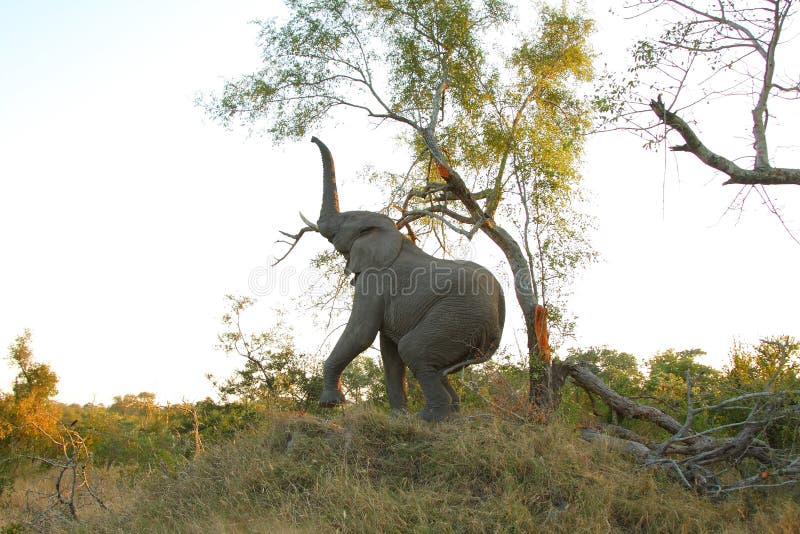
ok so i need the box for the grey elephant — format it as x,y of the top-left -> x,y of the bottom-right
307,137 -> 505,421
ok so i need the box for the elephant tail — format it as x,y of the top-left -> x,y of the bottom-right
497,289 -> 505,337
440,321 -> 503,378
439,336 -> 498,377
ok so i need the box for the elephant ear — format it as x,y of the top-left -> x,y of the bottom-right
346,228 -> 403,274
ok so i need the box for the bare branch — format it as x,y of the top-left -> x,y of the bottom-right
396,207 -> 478,238
565,336 -> 800,494
662,0 -> 769,58
649,95 -> 800,185
16,420 -> 109,523
272,214 -> 320,266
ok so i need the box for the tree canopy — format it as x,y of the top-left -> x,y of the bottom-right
1,330 -> 59,453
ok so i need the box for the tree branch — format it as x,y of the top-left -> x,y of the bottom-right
565,337 -> 800,495
649,95 -> 800,185
272,213 -> 320,266
395,207 -> 478,237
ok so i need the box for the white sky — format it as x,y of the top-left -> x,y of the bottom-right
1,1 -> 798,405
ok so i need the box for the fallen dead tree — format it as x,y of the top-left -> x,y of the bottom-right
560,338 -> 800,495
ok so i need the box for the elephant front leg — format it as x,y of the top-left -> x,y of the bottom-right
319,319 -> 380,408
319,364 -> 347,407
380,333 -> 407,414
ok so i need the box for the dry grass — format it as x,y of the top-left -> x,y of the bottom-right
3,408 -> 799,533
0,463 -> 139,532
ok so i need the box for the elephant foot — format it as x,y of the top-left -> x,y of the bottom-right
319,389 -> 346,408
389,407 -> 409,418
417,405 -> 451,422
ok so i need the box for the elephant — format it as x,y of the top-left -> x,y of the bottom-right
308,137 -> 505,421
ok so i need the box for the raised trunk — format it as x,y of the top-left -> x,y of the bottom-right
311,136 -> 341,238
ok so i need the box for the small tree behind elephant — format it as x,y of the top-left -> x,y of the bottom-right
291,138 -> 505,421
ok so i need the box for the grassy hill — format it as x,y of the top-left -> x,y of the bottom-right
4,409 -> 800,533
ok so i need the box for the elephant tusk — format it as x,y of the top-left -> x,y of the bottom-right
299,212 -> 319,231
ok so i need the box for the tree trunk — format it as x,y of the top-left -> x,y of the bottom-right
419,130 -> 565,412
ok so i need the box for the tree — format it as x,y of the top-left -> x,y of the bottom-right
617,0 -> 800,188
211,295 -> 323,410
644,349 -> 720,405
341,357 -> 385,404
206,0 -> 596,410
1,330 -> 60,455
721,337 -> 800,448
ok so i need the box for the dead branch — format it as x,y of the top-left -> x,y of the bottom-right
621,1 -> 800,190
649,95 -> 800,185
272,212 -> 320,266
562,337 -> 800,494
578,426 -> 651,460
401,182 -> 450,214
395,207 -> 480,238
176,402 -> 205,459
19,420 -> 109,527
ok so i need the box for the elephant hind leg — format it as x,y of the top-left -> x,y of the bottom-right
397,301 -> 493,421
398,336 -> 466,421
442,375 -> 460,413
412,367 -> 452,422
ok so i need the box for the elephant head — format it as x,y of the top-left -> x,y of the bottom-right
312,136 -> 404,276
308,137 -> 505,422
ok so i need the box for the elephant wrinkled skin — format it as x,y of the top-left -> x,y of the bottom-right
309,137 -> 505,421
